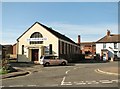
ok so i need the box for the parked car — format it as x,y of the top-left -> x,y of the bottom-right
39,55 -> 68,67
85,54 -> 94,59
94,54 -> 100,60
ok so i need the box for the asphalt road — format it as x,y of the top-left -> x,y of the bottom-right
2,62 -> 119,87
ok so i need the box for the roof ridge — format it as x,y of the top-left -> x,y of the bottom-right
96,34 -> 120,43
17,22 -> 78,46
36,22 -> 77,44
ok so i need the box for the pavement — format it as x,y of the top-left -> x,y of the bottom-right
2,71 -> 29,79
1,62 -> 45,79
1,61 -> 119,79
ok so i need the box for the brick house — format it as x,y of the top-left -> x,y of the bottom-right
81,42 -> 96,59
1,45 -> 13,59
81,42 -> 96,54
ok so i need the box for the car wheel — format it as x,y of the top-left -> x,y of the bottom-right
44,62 -> 50,67
61,62 -> 66,66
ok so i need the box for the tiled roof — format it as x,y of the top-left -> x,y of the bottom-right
96,34 -> 120,43
17,22 -> 78,46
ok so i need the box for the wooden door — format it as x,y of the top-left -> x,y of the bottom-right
32,49 -> 39,61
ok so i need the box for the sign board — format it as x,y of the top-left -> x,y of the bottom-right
27,38 -> 47,42
44,46 -> 49,55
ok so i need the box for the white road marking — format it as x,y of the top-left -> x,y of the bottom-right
61,82 -> 72,85
61,77 -> 66,83
74,67 -> 81,70
9,85 -> 24,87
61,77 -> 66,85
66,70 -> 70,74
95,69 -> 119,76
86,81 -> 99,84
61,79 -> 118,86
74,68 -> 77,70
49,84 -> 59,86
0,86 -> 4,87
61,66 -> 118,86
9,85 -> 17,87
74,81 -> 86,85
111,80 -> 119,83
61,77 -> 72,85
27,85 -> 37,87
99,80 -> 113,84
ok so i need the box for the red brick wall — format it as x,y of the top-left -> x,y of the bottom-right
81,44 -> 96,54
13,43 -> 17,55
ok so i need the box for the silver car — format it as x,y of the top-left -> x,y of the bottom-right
39,55 -> 68,67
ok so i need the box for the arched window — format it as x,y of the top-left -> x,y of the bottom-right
30,32 -> 43,44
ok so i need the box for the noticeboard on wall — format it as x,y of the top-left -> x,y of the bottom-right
44,46 -> 49,55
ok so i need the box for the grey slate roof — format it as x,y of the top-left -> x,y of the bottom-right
17,22 -> 78,46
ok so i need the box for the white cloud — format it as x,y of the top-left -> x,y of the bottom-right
46,22 -> 118,42
1,22 -> 118,44
0,41 -> 14,45
1,29 -> 24,45
1,23 -> 33,45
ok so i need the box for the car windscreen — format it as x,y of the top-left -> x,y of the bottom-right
44,56 -> 51,59
44,56 -> 58,59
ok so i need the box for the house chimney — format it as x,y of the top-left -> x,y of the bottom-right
107,30 -> 110,36
78,35 -> 80,44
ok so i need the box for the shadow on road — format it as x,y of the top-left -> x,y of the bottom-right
9,59 -> 109,68
9,62 -> 37,68
71,59 -> 109,64
10,62 -> 75,68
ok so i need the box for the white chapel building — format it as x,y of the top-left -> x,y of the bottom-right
17,22 -> 80,63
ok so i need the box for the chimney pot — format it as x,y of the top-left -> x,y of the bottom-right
107,30 -> 110,36
78,35 -> 80,44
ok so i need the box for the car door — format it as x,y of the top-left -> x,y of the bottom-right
55,56 -> 60,65
49,56 -> 57,65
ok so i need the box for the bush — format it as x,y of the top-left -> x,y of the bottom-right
0,58 -> 10,75
0,68 -> 9,74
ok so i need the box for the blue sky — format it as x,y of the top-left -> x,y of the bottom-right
1,2 -> 118,45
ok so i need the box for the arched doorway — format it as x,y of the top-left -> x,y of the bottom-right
30,32 -> 43,61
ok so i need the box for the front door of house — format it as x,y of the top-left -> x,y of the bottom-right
32,49 -> 39,61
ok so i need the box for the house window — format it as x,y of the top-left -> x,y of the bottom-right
30,32 -> 43,44
68,44 -> 70,54
49,44 -> 52,54
60,41 -> 62,54
103,43 -> 106,49
114,51 -> 118,58
65,43 -> 67,54
62,42 -> 64,54
76,46 -> 78,53
114,43 -> 117,49
114,51 -> 117,55
22,45 -> 24,55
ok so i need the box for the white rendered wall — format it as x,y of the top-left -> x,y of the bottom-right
96,43 -> 120,58
96,43 -> 103,56
17,23 -> 59,61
